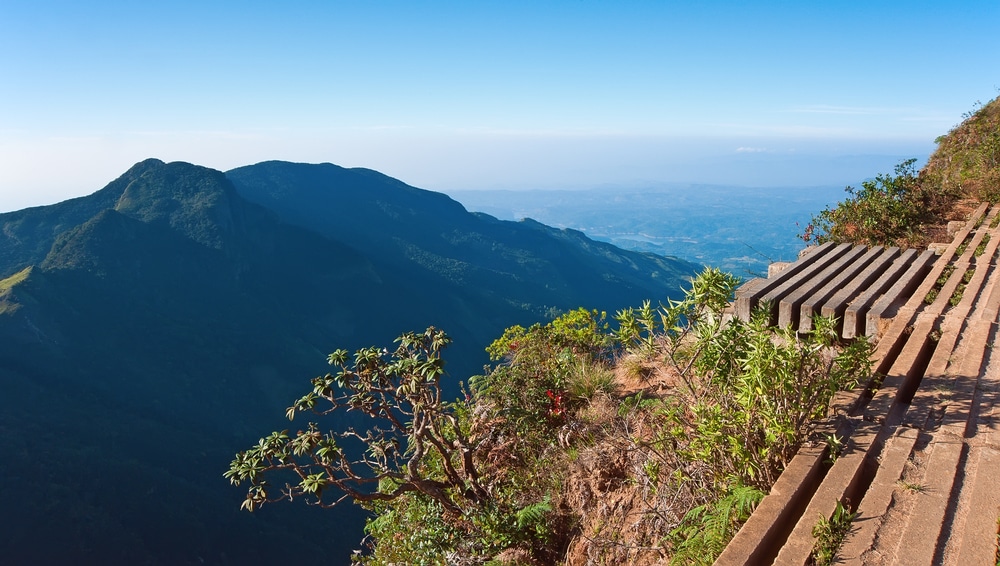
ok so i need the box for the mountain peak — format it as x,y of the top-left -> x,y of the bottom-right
113,160 -> 245,249
227,160 -> 471,250
122,157 -> 167,176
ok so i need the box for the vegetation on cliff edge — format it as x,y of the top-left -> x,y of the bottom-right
805,95 -> 1000,248
227,268 -> 872,564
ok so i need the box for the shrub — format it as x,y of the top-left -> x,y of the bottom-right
804,159 -> 926,247
226,269 -> 872,565
618,268 -> 872,490
474,308 -> 613,439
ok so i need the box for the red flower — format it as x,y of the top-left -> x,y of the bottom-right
546,390 -> 564,416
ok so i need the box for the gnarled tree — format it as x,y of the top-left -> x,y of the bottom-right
224,327 -> 486,516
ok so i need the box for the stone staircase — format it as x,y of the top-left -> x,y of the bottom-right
717,203 -> 1000,565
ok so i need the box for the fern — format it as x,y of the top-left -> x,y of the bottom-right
668,483 -> 765,565
516,495 -> 552,531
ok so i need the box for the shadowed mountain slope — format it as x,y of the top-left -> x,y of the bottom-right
227,161 -> 693,319
0,159 -> 698,565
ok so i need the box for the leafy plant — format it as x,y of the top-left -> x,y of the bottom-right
811,500 -> 856,566
225,327 -> 486,516
896,480 -> 926,493
615,267 -> 743,395
668,483 -> 765,565
615,299 -> 671,357
824,434 -> 844,465
632,269 -> 873,491
804,159 -> 927,247
515,495 -> 553,537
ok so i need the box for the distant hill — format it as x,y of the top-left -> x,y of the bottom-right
0,159 -> 698,565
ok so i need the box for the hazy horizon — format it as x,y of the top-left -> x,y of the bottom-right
3,1 -> 997,212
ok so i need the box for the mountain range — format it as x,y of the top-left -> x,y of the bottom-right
0,159 -> 698,564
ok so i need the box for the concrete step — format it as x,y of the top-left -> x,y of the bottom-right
864,250 -> 937,338
953,445 -> 1000,565
777,244 -> 870,330
755,243 -> 854,326
841,249 -> 927,340
718,205 -> 1000,566
715,445 -> 829,566
896,204 -> 993,314
888,438 -> 965,566
836,418 -> 925,564
863,203 -> 992,345
952,354 -> 1000,565
798,246 -> 887,333
771,422 -> 877,565
867,314 -> 990,563
820,247 -> 901,335
734,242 -> 841,321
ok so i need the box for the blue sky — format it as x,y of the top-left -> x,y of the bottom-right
1,1 -> 998,211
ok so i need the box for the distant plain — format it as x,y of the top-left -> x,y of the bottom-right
447,184 -> 847,278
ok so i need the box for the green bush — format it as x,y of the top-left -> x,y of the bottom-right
803,159 -> 926,247
224,328 -> 487,516
474,308 -> 613,438
618,268 -> 872,490
361,493 -> 454,565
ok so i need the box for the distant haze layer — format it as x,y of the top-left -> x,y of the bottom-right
0,134 -> 929,213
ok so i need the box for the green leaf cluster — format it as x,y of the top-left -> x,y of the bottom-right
225,327 -> 487,518
804,159 -> 927,247
811,500 -> 857,566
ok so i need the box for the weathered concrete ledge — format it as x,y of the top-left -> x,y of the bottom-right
717,202 -> 1000,565
734,241 -> 935,340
